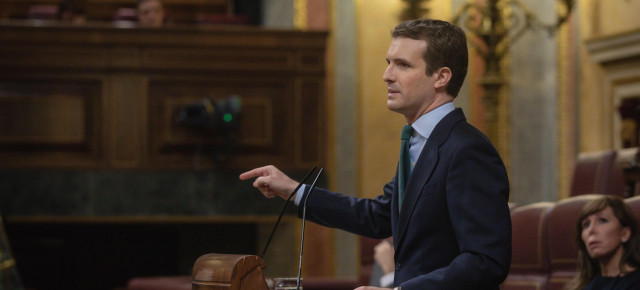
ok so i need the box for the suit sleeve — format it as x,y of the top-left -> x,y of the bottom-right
401,134 -> 511,289
297,182 -> 395,239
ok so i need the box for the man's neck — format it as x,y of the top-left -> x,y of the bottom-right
406,95 -> 454,124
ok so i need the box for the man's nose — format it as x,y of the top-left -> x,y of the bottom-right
383,66 -> 394,83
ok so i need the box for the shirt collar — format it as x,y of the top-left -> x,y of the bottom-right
411,102 -> 455,139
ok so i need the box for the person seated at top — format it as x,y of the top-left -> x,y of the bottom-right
57,0 -> 86,24
137,0 -> 165,27
565,195 -> 640,290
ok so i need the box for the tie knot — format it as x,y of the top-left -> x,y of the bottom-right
401,125 -> 413,141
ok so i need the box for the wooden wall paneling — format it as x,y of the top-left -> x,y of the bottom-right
109,47 -> 143,70
0,95 -> 85,143
293,47 -> 327,167
0,20 -> 328,286
0,43 -> 107,69
142,47 -> 294,72
0,22 -> 328,171
105,75 -> 146,168
296,77 -> 325,168
0,20 -> 333,286
0,77 -> 104,167
295,49 -> 326,73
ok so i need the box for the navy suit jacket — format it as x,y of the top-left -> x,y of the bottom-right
299,108 -> 511,289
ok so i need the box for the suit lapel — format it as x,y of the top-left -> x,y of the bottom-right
394,108 -> 466,252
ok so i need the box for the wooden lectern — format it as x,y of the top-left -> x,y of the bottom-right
192,253 -> 270,290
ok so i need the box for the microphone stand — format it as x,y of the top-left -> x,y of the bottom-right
260,166 -> 317,259
297,168 -> 324,290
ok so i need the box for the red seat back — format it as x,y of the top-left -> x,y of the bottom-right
570,151 -> 616,196
546,194 -> 602,290
501,202 -> 553,290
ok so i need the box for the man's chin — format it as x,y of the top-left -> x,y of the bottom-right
387,102 -> 401,113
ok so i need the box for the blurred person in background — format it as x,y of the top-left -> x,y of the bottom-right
137,0 -> 164,27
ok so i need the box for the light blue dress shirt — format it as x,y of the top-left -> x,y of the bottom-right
407,102 -> 455,173
295,102 -> 455,205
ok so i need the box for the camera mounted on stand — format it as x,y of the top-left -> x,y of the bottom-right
175,95 -> 242,166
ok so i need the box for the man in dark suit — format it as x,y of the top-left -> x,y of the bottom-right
240,18 -> 511,290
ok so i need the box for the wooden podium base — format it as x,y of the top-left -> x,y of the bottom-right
192,253 -> 270,290
192,253 -> 302,289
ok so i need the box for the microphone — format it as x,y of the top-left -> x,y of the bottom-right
260,166 -> 318,259
296,167 -> 324,290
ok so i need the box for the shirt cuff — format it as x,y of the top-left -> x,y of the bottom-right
294,184 -> 307,206
380,272 -> 394,287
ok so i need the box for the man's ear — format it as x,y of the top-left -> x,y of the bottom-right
434,67 -> 452,90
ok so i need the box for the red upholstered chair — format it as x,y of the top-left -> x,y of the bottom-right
126,276 -> 191,290
625,195 -> 640,222
500,202 -> 554,290
611,148 -> 639,197
546,194 -> 603,290
114,7 -> 138,21
301,276 -> 359,290
570,151 -> 616,196
27,5 -> 58,20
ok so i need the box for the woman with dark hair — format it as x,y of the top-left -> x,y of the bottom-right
566,195 -> 640,290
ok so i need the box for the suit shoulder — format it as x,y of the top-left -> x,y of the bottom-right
448,120 -> 493,145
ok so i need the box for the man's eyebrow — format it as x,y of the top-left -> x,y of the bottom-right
387,57 -> 409,62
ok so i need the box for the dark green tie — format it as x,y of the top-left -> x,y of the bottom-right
398,125 -> 413,210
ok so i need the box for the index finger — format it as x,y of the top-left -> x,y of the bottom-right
239,166 -> 269,180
